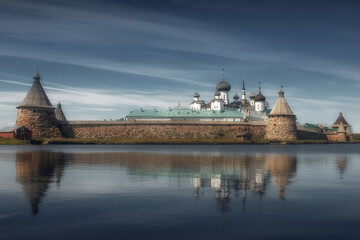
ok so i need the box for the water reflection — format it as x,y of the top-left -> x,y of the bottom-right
266,155 -> 297,199
336,156 -> 348,179
14,151 -> 301,215
15,151 -> 65,215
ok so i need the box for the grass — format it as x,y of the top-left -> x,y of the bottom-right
353,134 -> 360,141
41,138 -> 360,145
0,138 -> 30,145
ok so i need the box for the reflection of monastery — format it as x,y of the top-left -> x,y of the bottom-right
15,151 -> 348,214
0,71 -> 353,141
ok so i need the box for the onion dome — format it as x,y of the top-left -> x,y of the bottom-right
249,92 -> 257,99
233,93 -> 239,100
254,91 -> 266,102
216,78 -> 231,91
254,82 -> 266,101
216,69 -> 231,92
214,90 -> 220,96
193,91 -> 200,98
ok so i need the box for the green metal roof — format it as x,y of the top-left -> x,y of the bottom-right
263,108 -> 272,115
126,109 -> 248,119
303,123 -> 337,132
304,123 -> 322,130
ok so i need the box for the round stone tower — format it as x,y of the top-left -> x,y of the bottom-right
16,71 -> 62,139
265,88 -> 297,141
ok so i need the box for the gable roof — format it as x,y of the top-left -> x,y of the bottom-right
0,126 -> 23,132
18,71 -> 53,108
269,89 -> 295,116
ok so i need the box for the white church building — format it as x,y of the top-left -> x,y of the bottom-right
127,70 -> 270,122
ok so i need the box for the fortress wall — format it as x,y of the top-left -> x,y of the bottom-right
60,122 -> 266,140
297,130 -> 327,140
326,133 -> 348,142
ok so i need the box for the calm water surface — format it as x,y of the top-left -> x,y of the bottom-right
1,144 -> 360,240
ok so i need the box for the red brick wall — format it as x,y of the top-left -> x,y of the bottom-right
0,132 -> 14,138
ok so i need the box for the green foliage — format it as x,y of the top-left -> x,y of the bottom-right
0,138 -> 29,145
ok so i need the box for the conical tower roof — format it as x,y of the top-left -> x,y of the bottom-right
269,88 -> 295,116
333,112 -> 349,126
55,102 -> 67,122
18,71 -> 53,108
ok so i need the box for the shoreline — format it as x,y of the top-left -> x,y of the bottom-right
1,138 -> 360,145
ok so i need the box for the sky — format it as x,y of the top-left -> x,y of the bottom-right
0,0 -> 359,131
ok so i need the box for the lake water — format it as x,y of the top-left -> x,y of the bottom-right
0,144 -> 360,240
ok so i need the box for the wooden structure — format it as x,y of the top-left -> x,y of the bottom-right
0,126 -> 32,140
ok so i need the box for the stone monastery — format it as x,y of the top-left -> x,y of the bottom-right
0,71 -> 353,142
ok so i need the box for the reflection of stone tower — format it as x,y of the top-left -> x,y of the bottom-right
336,156 -> 348,179
266,88 -> 297,140
16,71 -> 62,139
16,151 -> 65,215
265,154 -> 296,199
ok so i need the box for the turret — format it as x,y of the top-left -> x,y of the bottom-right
241,80 -> 246,101
265,87 -> 297,141
16,71 -> 62,138
190,91 -> 205,110
331,112 -> 352,141
233,92 -> 239,102
336,122 -> 347,141
211,91 -> 224,110
249,92 -> 256,106
193,91 -> 200,101
240,80 -> 250,107
55,102 -> 67,122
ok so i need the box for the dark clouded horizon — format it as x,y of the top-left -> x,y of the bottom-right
0,0 -> 359,131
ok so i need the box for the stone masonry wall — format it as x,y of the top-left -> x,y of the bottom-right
326,133 -> 348,142
60,122 -> 266,140
16,108 -> 62,139
297,130 -> 327,140
265,116 -> 297,140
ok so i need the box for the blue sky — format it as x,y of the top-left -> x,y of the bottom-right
0,0 -> 359,131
